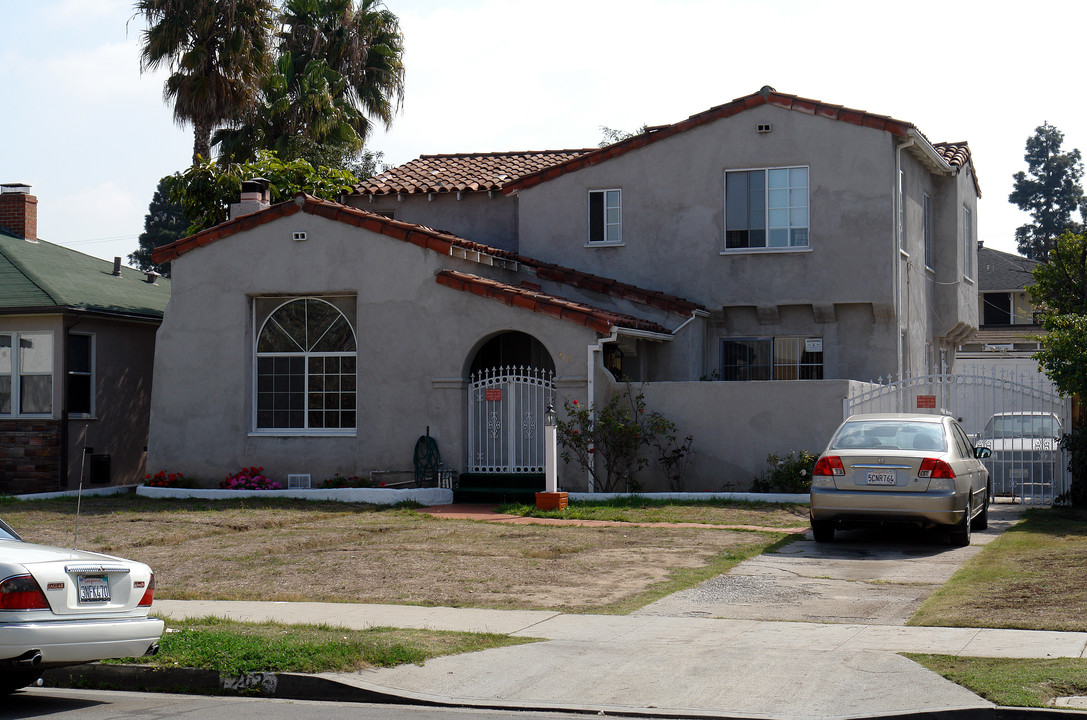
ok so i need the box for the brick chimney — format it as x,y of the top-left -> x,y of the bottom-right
0,183 -> 37,240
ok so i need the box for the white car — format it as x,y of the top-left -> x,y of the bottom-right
975,411 -> 1063,496
0,516 -> 164,693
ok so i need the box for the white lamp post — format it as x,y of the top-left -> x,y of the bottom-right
544,402 -> 558,493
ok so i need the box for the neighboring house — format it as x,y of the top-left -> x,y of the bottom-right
958,244 -> 1042,375
0,184 -> 170,494
148,87 -> 981,490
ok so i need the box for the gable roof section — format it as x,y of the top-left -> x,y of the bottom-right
0,230 -> 170,319
503,87 -> 977,195
153,195 -> 703,320
978,246 -> 1038,292
436,270 -> 671,336
352,150 -> 595,197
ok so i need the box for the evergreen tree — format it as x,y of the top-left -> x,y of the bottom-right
1009,122 -> 1085,260
128,177 -> 188,277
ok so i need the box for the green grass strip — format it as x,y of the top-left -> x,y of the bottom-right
906,653 -> 1087,707
109,616 -> 535,676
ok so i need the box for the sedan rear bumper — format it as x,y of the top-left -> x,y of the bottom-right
810,488 -> 966,527
0,616 -> 164,669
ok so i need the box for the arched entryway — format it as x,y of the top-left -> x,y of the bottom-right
467,332 -> 555,474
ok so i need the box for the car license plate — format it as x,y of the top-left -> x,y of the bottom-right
1011,468 -> 1029,480
77,575 -> 110,603
866,470 -> 896,486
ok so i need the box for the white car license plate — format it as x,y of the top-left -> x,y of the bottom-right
866,470 -> 896,486
77,575 -> 110,603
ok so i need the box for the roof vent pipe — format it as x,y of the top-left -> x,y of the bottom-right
112,257 -> 122,277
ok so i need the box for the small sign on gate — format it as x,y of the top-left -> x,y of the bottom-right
916,395 -> 936,409
485,389 -> 502,402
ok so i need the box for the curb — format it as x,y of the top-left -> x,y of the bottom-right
39,664 -> 1087,720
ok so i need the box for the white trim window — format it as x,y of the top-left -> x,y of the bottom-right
588,189 -> 622,244
962,206 -> 974,280
725,167 -> 809,250
720,336 -> 823,381
0,331 -> 54,416
254,297 -> 357,433
923,193 -> 933,270
67,333 -> 94,417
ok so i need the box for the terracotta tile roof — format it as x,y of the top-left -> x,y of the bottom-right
933,141 -> 972,168
435,270 -> 672,336
504,87 -> 972,194
152,194 -> 702,318
352,150 -> 595,196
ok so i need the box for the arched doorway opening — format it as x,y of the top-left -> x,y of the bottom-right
467,332 -> 555,474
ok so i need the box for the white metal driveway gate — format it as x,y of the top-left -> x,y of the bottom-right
846,367 -> 1071,504
468,366 -> 554,474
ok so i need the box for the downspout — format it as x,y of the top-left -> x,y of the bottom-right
895,137 -> 915,382
586,330 -> 619,492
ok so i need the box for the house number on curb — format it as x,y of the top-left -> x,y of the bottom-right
222,672 -> 277,694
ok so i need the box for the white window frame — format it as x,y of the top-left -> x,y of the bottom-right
723,166 -> 811,253
67,332 -> 95,418
251,297 -> 358,437
587,189 -> 622,246
962,206 -> 974,281
0,331 -> 55,417
898,170 -> 905,253
923,193 -> 934,271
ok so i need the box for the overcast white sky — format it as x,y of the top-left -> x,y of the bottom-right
3,0 -> 1084,264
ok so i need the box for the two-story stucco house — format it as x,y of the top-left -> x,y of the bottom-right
147,87 -> 981,490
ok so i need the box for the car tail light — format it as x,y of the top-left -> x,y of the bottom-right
137,573 -> 155,607
813,456 -> 845,476
918,458 -> 956,479
0,574 -> 50,611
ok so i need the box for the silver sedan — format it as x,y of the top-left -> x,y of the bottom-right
809,413 -> 992,546
0,517 -> 164,693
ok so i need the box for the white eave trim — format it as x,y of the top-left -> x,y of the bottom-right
448,244 -> 519,271
613,326 -> 673,342
905,129 -> 955,175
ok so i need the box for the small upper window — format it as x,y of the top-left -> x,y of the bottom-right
588,189 -> 621,244
923,193 -> 933,269
963,206 -> 974,279
725,167 -> 809,250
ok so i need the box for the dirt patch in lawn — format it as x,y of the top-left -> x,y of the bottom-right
5,496 -> 794,613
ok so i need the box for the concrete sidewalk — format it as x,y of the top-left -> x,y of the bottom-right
151,599 -> 1087,719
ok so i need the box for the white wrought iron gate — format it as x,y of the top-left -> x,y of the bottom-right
468,366 -> 554,473
846,367 -> 1072,505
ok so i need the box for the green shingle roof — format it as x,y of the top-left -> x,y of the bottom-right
0,230 -> 170,319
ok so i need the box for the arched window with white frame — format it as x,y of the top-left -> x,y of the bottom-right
254,297 -> 357,433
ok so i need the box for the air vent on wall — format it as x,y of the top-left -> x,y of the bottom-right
287,474 -> 311,489
756,123 -> 773,134
292,231 -> 307,242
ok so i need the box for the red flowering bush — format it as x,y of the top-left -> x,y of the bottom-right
221,466 -> 281,490
144,470 -> 184,488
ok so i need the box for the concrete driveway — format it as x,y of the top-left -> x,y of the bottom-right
635,499 -> 1026,625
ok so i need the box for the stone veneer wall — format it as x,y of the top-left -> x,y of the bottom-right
0,420 -> 62,494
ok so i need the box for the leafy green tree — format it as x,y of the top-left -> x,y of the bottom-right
134,0 -> 277,164
1029,231 -> 1087,316
598,125 -> 649,148
166,150 -> 358,234
128,177 -> 188,277
1009,122 -> 1085,260
212,0 -> 405,167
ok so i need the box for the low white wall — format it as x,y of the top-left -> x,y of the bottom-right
137,486 -> 453,506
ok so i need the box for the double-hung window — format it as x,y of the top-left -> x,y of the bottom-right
720,336 -> 823,381
725,167 -> 809,249
0,332 -> 53,415
254,297 -> 357,433
962,206 -> 974,279
67,333 -> 94,417
588,189 -> 621,244
923,193 -> 933,269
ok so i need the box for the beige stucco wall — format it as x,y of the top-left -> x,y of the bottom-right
148,210 -> 598,485
344,192 -> 519,252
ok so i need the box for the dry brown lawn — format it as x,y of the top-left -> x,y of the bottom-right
3,496 -> 799,613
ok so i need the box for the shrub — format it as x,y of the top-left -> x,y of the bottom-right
1059,424 -> 1087,506
222,466 -> 281,490
144,470 -> 184,488
751,450 -> 818,493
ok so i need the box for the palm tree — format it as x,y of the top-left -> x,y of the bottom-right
134,0 -> 277,164
213,0 -> 405,166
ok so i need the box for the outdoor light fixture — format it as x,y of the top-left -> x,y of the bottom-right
545,403 -> 556,427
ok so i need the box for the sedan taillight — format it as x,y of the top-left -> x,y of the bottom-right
0,574 -> 50,610
137,573 -> 155,607
918,458 -> 956,479
813,456 -> 845,476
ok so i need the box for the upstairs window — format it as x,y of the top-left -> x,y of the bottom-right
963,206 -> 974,279
254,297 -> 357,433
983,292 -> 1012,325
588,189 -> 622,244
725,167 -> 809,250
923,193 -> 933,269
